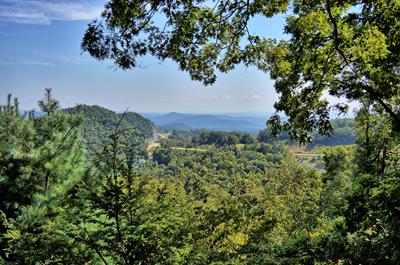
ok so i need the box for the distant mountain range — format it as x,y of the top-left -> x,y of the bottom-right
22,109 -> 269,133
141,112 -> 271,132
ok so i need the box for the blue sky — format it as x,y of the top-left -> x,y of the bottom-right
0,0 -> 294,113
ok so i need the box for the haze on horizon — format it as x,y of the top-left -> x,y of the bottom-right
0,0 -> 354,114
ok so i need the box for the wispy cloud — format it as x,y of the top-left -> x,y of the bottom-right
201,94 -> 218,99
243,94 -> 262,100
35,52 -> 91,65
0,0 -> 103,25
0,58 -> 55,66
200,94 -> 232,100
0,53 -> 89,66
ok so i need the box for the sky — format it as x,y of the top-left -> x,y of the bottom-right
0,0 -> 351,114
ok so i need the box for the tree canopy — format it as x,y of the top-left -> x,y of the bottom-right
82,0 -> 400,143
1,89 -> 400,263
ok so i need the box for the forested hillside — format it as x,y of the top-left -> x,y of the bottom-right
64,105 -> 154,154
161,119 -> 356,150
310,118 -> 356,147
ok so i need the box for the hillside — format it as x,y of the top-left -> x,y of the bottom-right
64,105 -> 155,153
309,118 -> 356,147
122,111 -> 156,139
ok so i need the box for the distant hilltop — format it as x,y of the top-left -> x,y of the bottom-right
141,112 -> 272,132
65,104 -> 155,138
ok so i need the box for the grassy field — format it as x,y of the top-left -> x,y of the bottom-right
288,145 -> 325,170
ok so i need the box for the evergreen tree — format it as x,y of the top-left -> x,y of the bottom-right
38,88 -> 59,116
0,90 -> 95,263
82,121 -> 196,264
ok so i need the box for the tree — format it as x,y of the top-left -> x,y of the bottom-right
257,128 -> 273,143
78,117 -> 199,264
38,88 -> 59,115
240,132 -> 255,144
341,102 -> 400,263
0,91 -> 96,263
82,0 -> 400,143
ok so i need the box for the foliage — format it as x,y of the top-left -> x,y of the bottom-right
80,125 -> 196,264
64,104 -> 153,155
257,118 -> 356,147
309,118 -> 356,148
257,127 -> 290,143
192,130 -> 255,147
0,91 -> 94,263
148,143 -> 326,263
82,0 -> 400,143
341,103 -> 400,264
2,91 -> 400,263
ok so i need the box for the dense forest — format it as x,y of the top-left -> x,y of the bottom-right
2,0 -> 400,263
64,105 -> 154,154
1,89 -> 399,264
160,119 -> 355,150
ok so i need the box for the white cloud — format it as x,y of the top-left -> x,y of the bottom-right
251,94 -> 261,99
0,58 -> 55,66
35,52 -> 90,65
222,94 -> 231,99
0,0 -> 103,25
0,53 -> 89,66
201,94 -> 218,99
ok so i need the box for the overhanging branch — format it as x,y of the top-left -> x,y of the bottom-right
325,0 -> 400,126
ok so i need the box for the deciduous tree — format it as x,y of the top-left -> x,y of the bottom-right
82,0 -> 400,143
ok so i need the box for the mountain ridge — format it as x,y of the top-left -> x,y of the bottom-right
142,112 -> 269,132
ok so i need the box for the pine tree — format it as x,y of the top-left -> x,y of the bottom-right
0,90 -> 97,263
38,88 -> 59,115
82,120 -> 196,264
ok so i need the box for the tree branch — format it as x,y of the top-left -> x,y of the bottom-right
325,0 -> 400,126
